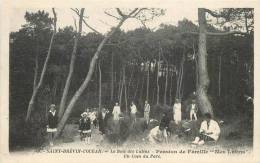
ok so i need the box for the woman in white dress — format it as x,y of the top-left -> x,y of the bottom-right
173,99 -> 182,124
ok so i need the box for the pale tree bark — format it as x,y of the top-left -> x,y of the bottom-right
196,8 -> 214,116
33,37 -> 39,89
25,8 -> 57,121
179,54 -> 185,100
55,13 -> 128,137
58,9 -> 84,119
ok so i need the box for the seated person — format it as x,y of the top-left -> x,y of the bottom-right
148,125 -> 167,144
192,113 -> 220,145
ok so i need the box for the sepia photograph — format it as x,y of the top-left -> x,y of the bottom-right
0,1 -> 258,162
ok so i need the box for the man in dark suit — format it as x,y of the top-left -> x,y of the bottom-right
98,108 -> 109,143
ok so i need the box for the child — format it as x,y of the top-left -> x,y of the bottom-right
79,112 -> 92,144
47,104 -> 58,146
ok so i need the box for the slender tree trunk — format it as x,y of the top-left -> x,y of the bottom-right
197,8 -> 214,116
110,52 -> 114,101
179,54 -> 185,100
127,66 -> 134,99
98,60 -> 102,111
123,66 -> 128,113
218,55 -> 222,97
33,37 -> 39,89
169,70 -> 173,105
139,73 -> 145,104
146,61 -> 150,101
156,43 -> 161,104
58,9 -> 84,119
164,63 -> 169,105
134,73 -> 140,100
117,71 -> 121,101
55,17 -> 127,138
25,8 -> 57,121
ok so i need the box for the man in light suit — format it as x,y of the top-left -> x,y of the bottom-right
192,113 -> 221,145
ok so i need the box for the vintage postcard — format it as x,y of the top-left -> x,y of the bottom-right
0,0 -> 259,163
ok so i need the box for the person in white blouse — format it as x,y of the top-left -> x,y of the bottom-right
192,113 -> 221,145
112,102 -> 121,121
173,99 -> 182,124
130,102 -> 137,123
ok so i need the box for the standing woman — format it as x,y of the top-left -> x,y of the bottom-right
47,104 -> 58,146
173,99 -> 182,124
144,101 -> 150,124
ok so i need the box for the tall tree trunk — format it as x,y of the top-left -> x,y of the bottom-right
156,43 -> 161,104
127,66 -> 134,99
146,61 -> 150,101
58,9 -> 84,119
119,70 -> 123,104
33,37 -> 39,89
139,73 -> 145,105
197,8 -> 214,116
110,52 -> 114,101
164,63 -> 169,105
55,17 -> 127,138
169,70 -> 173,105
134,73 -> 140,100
218,55 -> 222,97
123,66 -> 128,113
179,54 -> 185,100
25,8 -> 57,121
98,60 -> 102,112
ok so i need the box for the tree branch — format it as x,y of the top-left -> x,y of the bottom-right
82,19 -> 102,35
104,11 -> 121,20
131,8 -> 148,17
71,8 -> 80,16
116,8 -> 127,18
203,8 -> 229,18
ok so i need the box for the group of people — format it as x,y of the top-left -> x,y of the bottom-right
45,97 -> 220,147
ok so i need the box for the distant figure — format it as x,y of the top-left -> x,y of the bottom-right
192,113 -> 221,145
189,99 -> 198,120
173,99 -> 182,124
79,112 -> 92,144
130,101 -> 137,123
98,108 -> 109,143
47,104 -> 58,146
144,100 -> 150,124
112,102 -> 121,121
